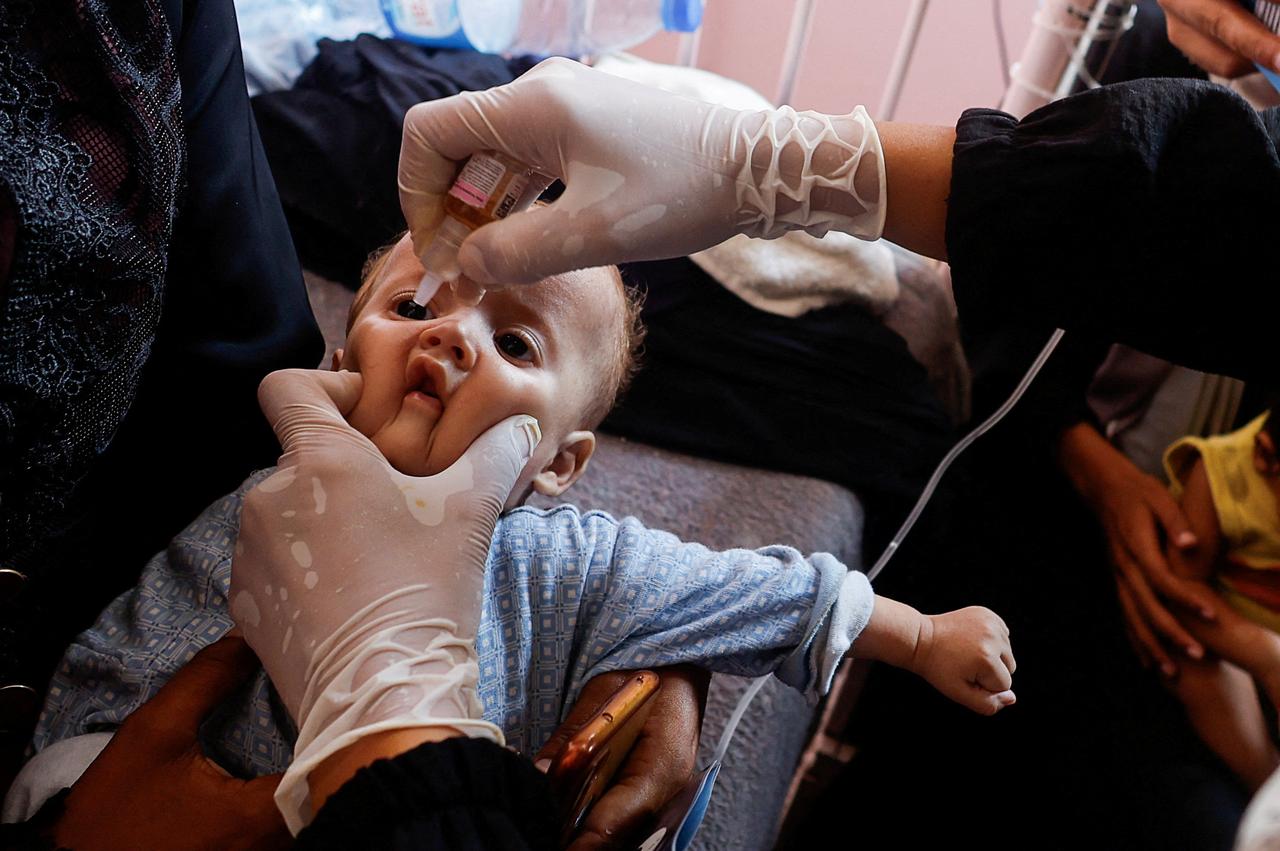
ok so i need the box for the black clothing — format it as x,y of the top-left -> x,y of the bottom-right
82,0 -> 322,621
251,36 -> 533,286
806,77 -> 1280,850
0,0 -> 183,585
297,738 -> 557,851
948,79 -> 1280,383
0,0 -> 321,762
608,257 -> 956,554
0,0 -> 184,709
794,427 -> 1250,851
955,0 -> 1209,449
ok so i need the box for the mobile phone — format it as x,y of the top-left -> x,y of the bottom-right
547,671 -> 660,845
1250,0 -> 1280,93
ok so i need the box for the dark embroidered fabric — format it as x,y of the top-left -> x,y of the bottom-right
0,0 -> 183,573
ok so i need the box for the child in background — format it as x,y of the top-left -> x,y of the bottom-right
1161,405 -> 1280,790
17,234 -> 1015,823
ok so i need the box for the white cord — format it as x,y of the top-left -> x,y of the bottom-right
711,675 -> 769,766
867,327 -> 1065,582
714,327 -> 1066,777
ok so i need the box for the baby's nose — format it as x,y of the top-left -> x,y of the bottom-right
420,323 -> 476,371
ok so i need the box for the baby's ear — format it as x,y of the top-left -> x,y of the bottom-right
329,348 -> 345,371
531,431 -> 596,497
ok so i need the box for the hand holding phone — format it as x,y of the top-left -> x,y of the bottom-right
547,671 -> 660,846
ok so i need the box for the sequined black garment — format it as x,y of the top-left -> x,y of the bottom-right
0,0 -> 321,758
0,0 -> 183,576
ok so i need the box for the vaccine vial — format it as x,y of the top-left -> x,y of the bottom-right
401,151 -> 552,318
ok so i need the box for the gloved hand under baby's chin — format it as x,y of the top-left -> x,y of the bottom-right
231,367 -> 541,832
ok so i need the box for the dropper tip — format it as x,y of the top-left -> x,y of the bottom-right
397,271 -> 448,320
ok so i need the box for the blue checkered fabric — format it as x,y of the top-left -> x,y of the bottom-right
34,471 -> 848,775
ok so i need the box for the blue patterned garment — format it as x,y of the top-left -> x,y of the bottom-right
33,471 -> 870,776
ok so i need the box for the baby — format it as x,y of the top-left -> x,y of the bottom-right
19,235 -> 1014,812
1160,408 -> 1280,791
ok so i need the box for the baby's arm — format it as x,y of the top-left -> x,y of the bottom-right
851,597 -> 1016,716
564,512 -> 1014,716
1170,458 -> 1280,702
1169,457 -> 1221,582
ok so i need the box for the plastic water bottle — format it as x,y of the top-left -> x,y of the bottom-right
381,0 -> 473,48
458,0 -> 704,57
235,0 -> 391,93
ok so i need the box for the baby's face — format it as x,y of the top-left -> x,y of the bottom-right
340,235 -> 617,492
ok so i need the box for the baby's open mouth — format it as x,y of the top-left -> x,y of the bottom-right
406,357 -> 448,408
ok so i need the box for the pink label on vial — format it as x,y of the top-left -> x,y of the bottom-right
449,155 -> 507,208
450,179 -> 488,207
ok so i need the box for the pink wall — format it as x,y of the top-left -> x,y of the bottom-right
630,1 -> 1033,125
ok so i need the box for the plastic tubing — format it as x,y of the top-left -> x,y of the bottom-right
867,327 -> 1065,582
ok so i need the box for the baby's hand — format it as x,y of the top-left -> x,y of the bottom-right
911,607 -> 1017,716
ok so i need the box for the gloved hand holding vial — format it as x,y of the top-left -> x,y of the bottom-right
398,57 -> 896,287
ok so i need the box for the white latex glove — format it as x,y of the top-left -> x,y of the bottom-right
1236,763 -> 1280,851
230,368 -> 542,833
399,57 -> 886,285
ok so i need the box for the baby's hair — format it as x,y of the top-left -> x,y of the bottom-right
349,236 -> 645,430
347,239 -> 400,333
584,267 -> 645,429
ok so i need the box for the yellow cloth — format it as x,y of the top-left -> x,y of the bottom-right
1164,413 -> 1280,632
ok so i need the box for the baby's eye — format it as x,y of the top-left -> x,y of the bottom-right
495,331 -> 536,363
395,297 -> 435,320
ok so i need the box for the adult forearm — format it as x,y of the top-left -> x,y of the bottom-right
1057,421 -> 1121,505
878,122 -> 956,262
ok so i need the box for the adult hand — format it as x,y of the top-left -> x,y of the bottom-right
1058,423 -> 1217,676
1160,0 -> 1280,78
536,666 -> 710,850
399,57 -> 886,286
52,637 -> 288,851
231,368 -> 541,832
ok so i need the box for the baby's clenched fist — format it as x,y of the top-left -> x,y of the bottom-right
910,606 -> 1017,716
